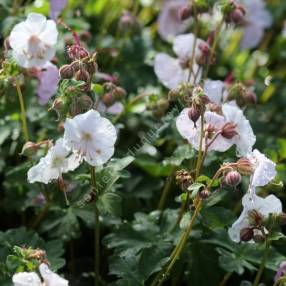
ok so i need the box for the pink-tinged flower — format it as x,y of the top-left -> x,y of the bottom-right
158,0 -> 189,41
9,13 -> 58,68
222,103 -> 256,156
97,101 -> 124,115
176,108 -> 233,152
37,62 -> 60,105
275,261 -> 286,282
228,192 -> 282,243
247,149 -> 276,187
28,138 -> 81,184
50,0 -> 68,20
154,33 -> 205,89
63,109 -> 117,166
239,0 -> 272,49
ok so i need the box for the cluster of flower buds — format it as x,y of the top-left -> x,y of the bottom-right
223,0 -> 246,25
101,82 -> 126,107
179,1 -> 209,21
176,169 -> 193,191
227,82 -> 257,106
59,45 -> 97,92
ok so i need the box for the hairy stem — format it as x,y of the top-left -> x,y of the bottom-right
15,78 -> 29,142
151,200 -> 202,286
219,272 -> 232,286
91,166 -> 100,286
158,168 -> 176,211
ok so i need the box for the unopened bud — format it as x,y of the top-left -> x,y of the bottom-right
196,42 -> 213,65
78,95 -> 93,111
236,158 -> 254,176
221,122 -> 237,139
240,227 -> 254,242
224,170 -> 241,187
102,92 -> 115,107
168,88 -> 180,101
230,6 -> 245,24
21,141 -> 39,156
67,45 -> 89,60
113,86 -> 127,99
176,169 -> 193,191
74,69 -> 90,82
59,64 -> 74,79
86,61 -> 98,75
157,98 -> 169,111
188,105 -> 201,124
253,233 -> 265,243
179,5 -> 193,21
199,189 -> 210,199
244,90 -> 257,105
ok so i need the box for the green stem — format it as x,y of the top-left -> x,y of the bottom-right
151,200 -> 202,286
158,168 -> 176,211
91,166 -> 100,286
219,272 -> 232,286
252,240 -> 271,286
252,216 -> 274,286
195,113 -> 205,179
15,78 -> 29,142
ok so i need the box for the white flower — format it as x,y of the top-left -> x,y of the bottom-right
63,109 -> 117,166
9,13 -> 58,68
157,0 -> 189,41
39,263 -> 69,286
154,33 -> 205,89
204,79 -> 227,105
176,108 -> 233,152
248,149 -> 277,187
239,0 -> 272,49
12,264 -> 69,286
97,101 -> 124,115
13,272 -> 41,286
28,138 -> 81,184
222,103 -> 256,156
228,192 -> 282,242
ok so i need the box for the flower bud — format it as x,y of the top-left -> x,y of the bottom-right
236,158 -> 254,176
199,189 -> 210,199
113,86 -> 127,99
157,98 -> 169,111
59,64 -> 74,79
74,69 -> 90,82
230,6 -> 245,24
240,227 -> 254,242
78,95 -> 93,111
221,122 -> 237,139
244,90 -> 257,105
179,5 -> 193,21
253,233 -> 265,243
168,88 -> 180,101
224,170 -> 241,187
176,169 -> 193,191
102,92 -> 115,107
188,105 -> 201,125
67,45 -> 89,60
21,141 -> 39,156
119,11 -> 140,32
88,62 -> 98,75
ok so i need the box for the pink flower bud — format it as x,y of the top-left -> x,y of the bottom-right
199,189 -> 210,199
67,45 -> 89,60
188,105 -> 201,125
179,5 -> 193,21
21,141 -> 39,156
59,64 -> 74,79
102,92 -> 115,107
221,122 -> 237,139
236,158 -> 254,176
224,170 -> 241,187
74,69 -> 90,82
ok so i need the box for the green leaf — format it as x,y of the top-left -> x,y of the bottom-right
163,145 -> 195,166
188,182 -> 205,198
97,192 -> 122,216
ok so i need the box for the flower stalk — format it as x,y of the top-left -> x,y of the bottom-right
14,78 -> 29,142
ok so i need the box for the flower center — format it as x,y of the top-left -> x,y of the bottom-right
26,35 -> 47,60
82,132 -> 92,141
52,156 -> 64,168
